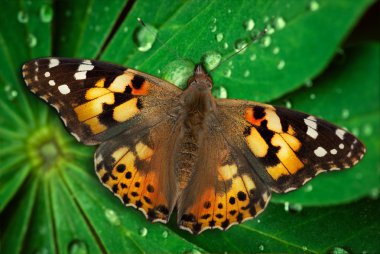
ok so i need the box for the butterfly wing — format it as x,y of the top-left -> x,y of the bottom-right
216,99 -> 366,193
22,58 -> 181,145
94,117 -> 181,223
176,116 -> 271,234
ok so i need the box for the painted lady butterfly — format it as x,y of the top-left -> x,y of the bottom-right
22,58 -> 365,234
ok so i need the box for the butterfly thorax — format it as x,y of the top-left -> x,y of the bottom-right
174,67 -> 216,190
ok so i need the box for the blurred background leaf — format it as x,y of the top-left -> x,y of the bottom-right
0,0 -> 379,253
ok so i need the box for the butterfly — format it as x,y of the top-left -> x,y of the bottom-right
22,58 -> 365,234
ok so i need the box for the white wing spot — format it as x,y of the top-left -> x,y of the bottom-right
347,152 -> 352,157
34,75 -> 39,81
335,129 -> 345,140
330,149 -> 337,155
44,71 -> 51,77
304,116 -> 318,139
339,143 -> 344,149
58,84 -> 70,95
74,71 -> 87,80
48,58 -> 60,68
314,147 -> 327,157
78,62 -> 94,71
48,80 -> 55,86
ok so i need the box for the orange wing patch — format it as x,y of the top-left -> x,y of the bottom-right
244,105 -> 304,181
178,164 -> 271,234
95,142 -> 172,222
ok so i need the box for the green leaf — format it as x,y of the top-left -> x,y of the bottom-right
0,0 -> 379,253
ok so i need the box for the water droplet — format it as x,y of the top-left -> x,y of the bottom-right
258,244 -> 265,251
183,250 -> 202,254
341,109 -> 350,119
265,24 -> 275,35
302,246 -> 308,251
305,184 -> 313,192
243,19 -> 255,31
257,219 -> 261,223
274,17 -> 286,30
133,23 -> 158,52
223,68 -> 232,78
285,100 -> 292,109
234,39 -> 248,54
104,209 -> 121,226
310,93 -> 316,100
272,47 -> 280,54
284,202 -> 290,212
17,10 -> 29,23
351,127 -> 360,137
227,9 -> 232,14
40,5 -> 53,23
250,54 -> 257,61
123,26 -> 129,33
328,247 -> 349,254
216,33 -> 224,42
4,85 -> 18,100
210,24 -> 217,33
369,188 -> 379,199
362,124 -> 373,136
277,60 -> 285,70
68,240 -> 88,254
263,16 -> 269,22
261,36 -> 271,47
139,227 -> 148,237
27,34 -> 37,48
243,70 -> 250,78
162,230 -> 169,238
304,79 -> 313,88
202,51 -> 222,71
212,86 -> 228,99
309,1 -> 320,11
223,42 -> 229,49
290,203 -> 303,212
162,59 -> 194,89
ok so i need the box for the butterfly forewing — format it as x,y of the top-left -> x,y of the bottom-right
217,100 -> 366,193
22,58 -> 181,145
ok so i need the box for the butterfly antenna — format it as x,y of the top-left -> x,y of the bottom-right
137,18 -> 180,59
208,29 -> 268,73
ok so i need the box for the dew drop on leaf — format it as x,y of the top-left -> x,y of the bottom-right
277,60 -> 286,70
234,39 -> 248,54
341,108 -> 350,119
272,47 -> 280,54
250,54 -> 257,61
310,93 -> 316,100
133,23 -> 158,52
305,184 -> 313,192
351,127 -> 360,137
27,33 -> 37,48
274,17 -> 286,30
328,247 -> 350,254
202,51 -> 222,71
17,10 -> 29,23
183,249 -> 202,254
4,85 -> 18,100
212,86 -> 228,99
162,230 -> 169,238
304,79 -> 313,88
223,42 -> 229,49
284,202 -> 290,212
302,246 -> 308,251
104,209 -> 121,226
40,4 -> 53,23
223,68 -> 232,78
261,36 -> 271,47
210,24 -> 217,33
34,247 -> 49,254
362,124 -> 373,136
243,19 -> 255,31
285,100 -> 292,108
68,240 -> 88,254
123,26 -> 129,33
265,24 -> 275,35
216,33 -> 224,42
309,0 -> 320,11
243,70 -> 250,77
258,244 -> 265,251
162,59 -> 194,89
139,227 -> 148,237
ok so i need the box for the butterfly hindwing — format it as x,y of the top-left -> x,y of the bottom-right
217,100 -> 366,193
176,119 -> 270,234
22,58 -> 181,145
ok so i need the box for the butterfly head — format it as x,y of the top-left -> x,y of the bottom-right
187,65 -> 213,90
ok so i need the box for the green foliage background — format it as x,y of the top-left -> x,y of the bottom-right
0,0 -> 379,253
